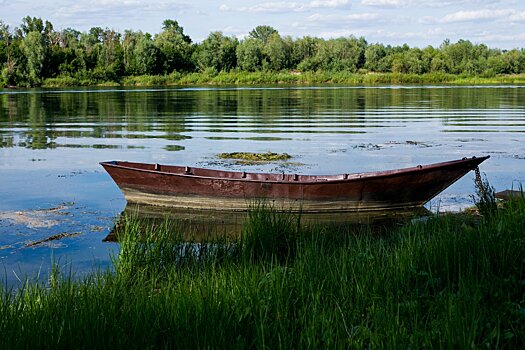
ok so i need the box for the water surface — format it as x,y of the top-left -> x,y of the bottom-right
1,85 -> 524,286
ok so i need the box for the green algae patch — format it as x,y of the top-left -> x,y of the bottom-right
218,152 -> 292,162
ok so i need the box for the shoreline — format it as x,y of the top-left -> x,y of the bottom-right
2,196 -> 524,348
29,72 -> 525,88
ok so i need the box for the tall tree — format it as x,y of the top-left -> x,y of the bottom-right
162,19 -> 191,44
249,25 -> 278,44
317,37 -> 366,72
96,29 -> 123,79
122,30 -> 141,75
263,33 -> 292,71
236,38 -> 263,71
154,19 -> 193,73
134,34 -> 160,75
293,36 -> 319,69
18,16 -> 53,38
0,21 -> 10,65
21,31 -> 45,85
365,44 -> 386,72
196,31 -> 238,72
78,27 -> 104,71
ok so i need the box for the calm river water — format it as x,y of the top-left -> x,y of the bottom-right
1,85 -> 524,286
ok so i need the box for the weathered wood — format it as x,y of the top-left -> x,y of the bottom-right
101,156 -> 490,212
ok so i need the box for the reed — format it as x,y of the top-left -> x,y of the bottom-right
40,72 -> 525,88
1,197 -> 524,348
203,71 -> 525,86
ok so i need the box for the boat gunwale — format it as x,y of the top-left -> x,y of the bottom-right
99,156 -> 489,185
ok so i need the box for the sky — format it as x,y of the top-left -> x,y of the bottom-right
2,0 -> 525,49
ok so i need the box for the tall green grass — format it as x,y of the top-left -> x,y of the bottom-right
41,72 -> 525,88
1,198 -> 524,348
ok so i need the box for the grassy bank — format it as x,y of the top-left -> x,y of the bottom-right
1,198 -> 524,348
40,71 -> 525,88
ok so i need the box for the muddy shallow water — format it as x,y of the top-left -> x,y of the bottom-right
1,85 -> 524,287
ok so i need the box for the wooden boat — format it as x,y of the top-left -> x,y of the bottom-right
100,156 -> 489,213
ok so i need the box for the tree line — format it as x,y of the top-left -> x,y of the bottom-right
1,17 -> 525,87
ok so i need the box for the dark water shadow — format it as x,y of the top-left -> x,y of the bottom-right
105,203 -> 430,242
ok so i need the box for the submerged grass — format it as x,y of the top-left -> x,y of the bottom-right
1,198 -> 525,348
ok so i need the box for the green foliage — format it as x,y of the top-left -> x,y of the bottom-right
240,202 -> 300,262
474,173 -> 498,218
20,31 -> 45,85
218,152 -> 291,161
154,20 -> 194,73
1,197 -> 525,348
1,60 -> 17,86
263,33 -> 293,71
162,19 -> 191,44
236,38 -> 264,71
3,18 -> 525,87
248,25 -> 278,44
134,35 -> 160,75
365,43 -> 387,72
316,36 -> 367,72
195,31 -> 238,72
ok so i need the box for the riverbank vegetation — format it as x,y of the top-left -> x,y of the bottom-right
1,194 -> 524,348
1,17 -> 525,87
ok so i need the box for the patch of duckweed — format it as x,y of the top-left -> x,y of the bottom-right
217,152 -> 292,162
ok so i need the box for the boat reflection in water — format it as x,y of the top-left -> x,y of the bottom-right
104,202 -> 430,242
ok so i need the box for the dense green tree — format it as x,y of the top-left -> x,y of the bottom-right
78,27 -> 104,72
162,19 -> 191,44
134,34 -> 160,75
293,36 -> 320,70
441,39 -> 475,74
263,33 -> 292,71
195,31 -> 238,72
44,29 -> 81,77
2,18 -> 525,87
236,38 -> 264,71
122,30 -> 141,75
499,49 -> 525,74
0,21 -> 10,62
316,37 -> 367,72
0,22 -> 15,86
248,25 -> 278,44
365,44 -> 386,72
154,19 -> 193,73
17,16 -> 53,39
391,48 -> 426,74
430,52 -> 448,73
96,29 -> 123,80
20,31 -> 45,85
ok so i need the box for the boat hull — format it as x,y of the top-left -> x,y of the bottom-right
100,156 -> 489,212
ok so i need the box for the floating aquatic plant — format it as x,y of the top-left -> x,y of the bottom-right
217,152 -> 292,162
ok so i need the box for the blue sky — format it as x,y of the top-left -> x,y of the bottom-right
2,0 -> 525,49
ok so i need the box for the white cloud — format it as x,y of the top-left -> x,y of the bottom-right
57,0 -> 190,18
361,0 -> 502,8
509,11 -> 525,21
360,0 -> 413,7
441,9 -> 512,22
472,31 -> 525,43
307,12 -> 382,22
219,0 -> 351,14
309,0 -> 351,8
